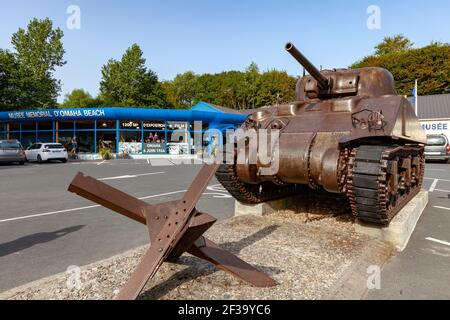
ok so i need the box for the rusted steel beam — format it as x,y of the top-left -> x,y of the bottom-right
188,237 -> 277,287
167,212 -> 217,261
68,172 -> 148,224
68,164 -> 276,300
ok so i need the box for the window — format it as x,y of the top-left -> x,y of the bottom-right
9,132 -> 20,140
9,122 -> 20,131
76,121 -> 95,130
44,144 -> 64,149
97,131 -> 116,152
97,121 -> 116,130
59,121 -> 74,130
0,123 -> 5,140
38,122 -> 52,131
119,120 -> 142,154
143,131 -> 165,143
167,122 -> 188,154
22,132 -> 36,148
168,131 -> 188,143
22,122 -> 36,131
76,131 -> 95,153
38,131 -> 53,143
0,141 -> 21,149
427,135 -> 446,146
58,131 -> 74,149
167,134 -> 189,155
120,131 -> 141,143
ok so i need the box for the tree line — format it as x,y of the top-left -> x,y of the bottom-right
1,19 -> 449,112
352,35 -> 450,96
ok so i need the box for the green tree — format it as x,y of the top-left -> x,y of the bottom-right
164,71 -> 198,109
242,62 -> 261,109
353,42 -> 450,95
374,34 -> 414,56
258,70 -> 296,106
62,89 -> 94,108
161,63 -> 298,110
0,50 -> 20,110
11,18 -> 66,108
99,44 -> 164,107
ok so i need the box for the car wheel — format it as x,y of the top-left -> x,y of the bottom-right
62,158 -> 67,163
37,155 -> 42,163
19,161 -> 25,165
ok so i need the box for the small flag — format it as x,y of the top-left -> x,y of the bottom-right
413,80 -> 418,116
412,80 -> 418,98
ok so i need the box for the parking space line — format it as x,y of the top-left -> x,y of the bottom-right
98,171 -> 164,181
0,189 -> 191,224
0,205 -> 101,223
426,169 -> 446,172
426,237 -> 450,247
434,188 -> 450,194
429,179 -> 439,192
434,206 -> 450,211
424,177 -> 450,183
139,190 -> 186,200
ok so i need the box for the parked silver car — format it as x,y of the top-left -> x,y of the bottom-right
424,134 -> 450,163
0,140 -> 26,165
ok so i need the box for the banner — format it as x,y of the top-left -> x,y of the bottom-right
144,143 -> 166,154
168,143 -> 189,155
119,142 -> 142,154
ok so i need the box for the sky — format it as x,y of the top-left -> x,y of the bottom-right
0,0 -> 449,103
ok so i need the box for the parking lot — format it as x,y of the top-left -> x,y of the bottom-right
0,159 -> 449,298
0,159 -> 234,292
367,162 -> 450,299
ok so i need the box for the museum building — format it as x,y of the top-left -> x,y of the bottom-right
0,102 -> 247,156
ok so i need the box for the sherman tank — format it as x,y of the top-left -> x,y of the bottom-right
216,42 -> 427,225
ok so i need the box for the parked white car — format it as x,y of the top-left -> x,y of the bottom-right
25,143 -> 68,163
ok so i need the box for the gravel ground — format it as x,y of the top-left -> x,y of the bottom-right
1,202 -> 392,300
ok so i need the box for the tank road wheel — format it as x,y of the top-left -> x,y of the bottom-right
215,164 -> 301,204
347,145 -> 424,225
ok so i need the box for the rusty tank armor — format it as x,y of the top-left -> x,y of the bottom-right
217,42 -> 426,225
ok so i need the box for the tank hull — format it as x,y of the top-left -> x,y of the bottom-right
235,95 -> 426,194
217,44 -> 427,225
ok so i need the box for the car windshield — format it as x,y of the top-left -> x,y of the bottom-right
426,136 -> 446,146
0,141 -> 22,149
44,144 -> 64,149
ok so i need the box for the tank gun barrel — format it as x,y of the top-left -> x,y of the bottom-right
285,42 -> 329,90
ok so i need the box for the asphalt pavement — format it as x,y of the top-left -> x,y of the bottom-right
0,159 -> 449,299
0,159 -> 234,292
366,162 -> 450,300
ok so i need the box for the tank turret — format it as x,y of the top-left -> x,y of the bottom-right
285,42 -> 330,91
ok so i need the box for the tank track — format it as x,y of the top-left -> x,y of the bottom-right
216,144 -> 424,225
215,164 -> 301,204
346,145 -> 425,225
